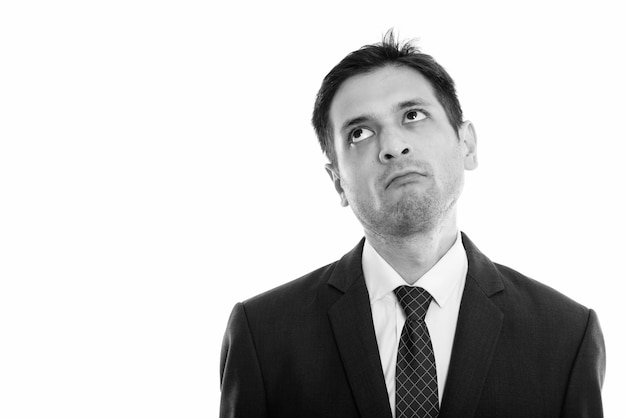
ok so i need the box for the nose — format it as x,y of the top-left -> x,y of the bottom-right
378,130 -> 413,163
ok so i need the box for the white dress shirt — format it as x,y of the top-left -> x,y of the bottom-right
362,232 -> 468,417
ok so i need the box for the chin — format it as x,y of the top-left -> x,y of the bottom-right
381,194 -> 452,237
350,188 -> 457,238
388,215 -> 438,237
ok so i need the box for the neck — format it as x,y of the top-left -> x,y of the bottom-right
364,215 -> 459,285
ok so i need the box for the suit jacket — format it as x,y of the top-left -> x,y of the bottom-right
220,233 -> 605,417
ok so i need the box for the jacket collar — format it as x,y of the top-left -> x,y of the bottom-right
326,237 -> 393,418
440,232 -> 504,417
462,232 -> 505,297
327,238 -> 366,294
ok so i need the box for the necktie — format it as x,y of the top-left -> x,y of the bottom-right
394,286 -> 439,418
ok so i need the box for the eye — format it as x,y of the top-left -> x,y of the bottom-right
404,109 -> 427,123
349,127 -> 375,143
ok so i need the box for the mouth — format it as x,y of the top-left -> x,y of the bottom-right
385,170 -> 426,190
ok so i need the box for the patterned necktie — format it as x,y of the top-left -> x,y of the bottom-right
394,286 -> 439,418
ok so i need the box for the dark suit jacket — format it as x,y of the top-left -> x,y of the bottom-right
220,233 -> 605,417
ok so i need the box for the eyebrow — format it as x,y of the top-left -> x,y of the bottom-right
339,98 -> 432,133
394,98 -> 430,112
340,115 -> 373,133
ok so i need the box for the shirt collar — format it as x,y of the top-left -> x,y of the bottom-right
362,231 -> 467,308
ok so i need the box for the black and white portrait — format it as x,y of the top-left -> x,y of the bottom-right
1,1 -> 623,417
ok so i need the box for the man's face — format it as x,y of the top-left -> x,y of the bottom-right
327,64 -> 477,238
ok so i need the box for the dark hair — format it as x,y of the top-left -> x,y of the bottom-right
311,29 -> 464,165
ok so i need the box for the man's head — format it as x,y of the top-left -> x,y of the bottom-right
312,30 -> 464,167
311,31 -> 478,239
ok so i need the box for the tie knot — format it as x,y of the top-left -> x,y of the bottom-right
394,286 -> 432,322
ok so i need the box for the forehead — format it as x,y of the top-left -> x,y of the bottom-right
329,65 -> 439,130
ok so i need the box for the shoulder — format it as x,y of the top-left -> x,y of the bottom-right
462,233 -> 590,325
239,238 -> 365,318
495,262 -> 587,313
222,258 -> 349,353
486,261 -> 605,387
243,260 -> 340,312
489,261 -> 593,337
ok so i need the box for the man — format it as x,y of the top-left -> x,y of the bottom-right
220,31 -> 606,418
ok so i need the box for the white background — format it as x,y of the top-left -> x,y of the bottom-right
1,0 -> 624,416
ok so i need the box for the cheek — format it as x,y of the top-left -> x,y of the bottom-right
338,149 -> 379,180
341,165 -> 378,196
441,150 -> 466,182
427,145 -> 463,177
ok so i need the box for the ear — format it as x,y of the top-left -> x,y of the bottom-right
325,163 -> 349,207
458,121 -> 478,170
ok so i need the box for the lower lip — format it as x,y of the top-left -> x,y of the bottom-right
388,173 -> 424,189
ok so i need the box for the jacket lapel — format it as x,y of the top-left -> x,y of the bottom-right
439,233 -> 504,418
327,239 -> 393,418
